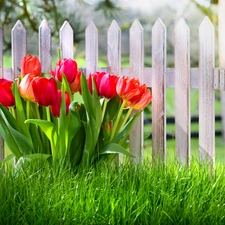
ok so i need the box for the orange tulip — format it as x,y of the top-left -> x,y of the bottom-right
19,74 -> 36,102
116,76 -> 152,110
21,54 -> 41,77
69,71 -> 82,93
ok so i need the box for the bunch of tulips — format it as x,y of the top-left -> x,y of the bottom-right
0,54 -> 152,171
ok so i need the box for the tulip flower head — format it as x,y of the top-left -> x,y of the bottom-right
52,58 -> 78,83
21,54 -> 41,77
32,77 -> 58,106
116,76 -> 152,110
0,78 -> 15,107
99,73 -> 118,99
88,72 -> 118,99
19,74 -> 37,102
88,71 -> 106,95
50,90 -> 70,117
69,71 -> 82,93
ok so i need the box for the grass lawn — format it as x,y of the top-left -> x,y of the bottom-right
1,161 -> 225,224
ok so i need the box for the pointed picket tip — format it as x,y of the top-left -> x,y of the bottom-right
60,20 -> 72,32
108,20 -> 121,50
86,21 -> 97,33
108,20 -> 120,32
175,18 -> 189,32
130,19 -> 144,31
39,19 -> 50,28
199,16 -> 214,30
12,20 -> 26,32
153,18 -> 166,31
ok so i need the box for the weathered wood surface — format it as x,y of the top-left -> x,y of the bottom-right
11,20 -> 26,78
129,19 -> 144,162
174,18 -> 190,165
199,17 -> 215,165
60,21 -> 74,59
39,19 -> 52,73
151,19 -> 167,163
85,21 -> 98,77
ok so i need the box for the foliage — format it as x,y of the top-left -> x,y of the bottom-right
0,0 -> 122,52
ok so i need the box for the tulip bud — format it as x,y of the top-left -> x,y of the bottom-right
52,58 -> 78,83
19,74 -> 36,102
32,77 -> 58,106
116,76 -> 152,110
50,90 -> 70,117
0,78 -> 15,107
21,54 -> 41,77
69,71 -> 82,93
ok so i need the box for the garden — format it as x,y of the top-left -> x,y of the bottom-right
1,0 -> 225,224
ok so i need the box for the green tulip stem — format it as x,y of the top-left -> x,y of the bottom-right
117,107 -> 133,132
46,106 -> 51,122
102,98 -> 109,122
109,100 -> 126,142
34,103 -> 41,120
26,100 -> 30,119
9,106 -> 16,119
57,48 -> 61,60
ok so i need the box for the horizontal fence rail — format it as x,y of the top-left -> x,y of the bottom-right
0,17 -> 223,167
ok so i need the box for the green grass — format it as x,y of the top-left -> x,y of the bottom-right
1,161 -> 225,224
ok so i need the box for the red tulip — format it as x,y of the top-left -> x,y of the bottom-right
88,72 -> 106,95
21,54 -> 41,77
50,90 -> 70,117
52,58 -> 78,83
69,71 -> 82,93
19,74 -> 36,102
116,76 -> 152,110
0,78 -> 15,107
99,73 -> 118,99
32,77 -> 58,106
88,72 -> 118,99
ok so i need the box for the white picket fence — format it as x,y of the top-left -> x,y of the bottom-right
0,17 -> 222,166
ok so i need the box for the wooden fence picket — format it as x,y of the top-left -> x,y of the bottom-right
129,19 -> 144,161
152,19 -> 167,163
11,20 -> 26,79
174,18 -> 190,165
199,17 -> 215,165
60,21 -> 74,59
39,19 -> 52,73
85,21 -> 98,76
107,20 -> 121,76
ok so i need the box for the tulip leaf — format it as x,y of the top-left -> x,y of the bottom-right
0,153 -> 15,164
59,78 -> 68,158
100,143 -> 135,158
25,119 -> 58,148
80,75 -> 102,167
0,106 -> 34,158
68,105 -> 81,146
13,82 -> 31,139
111,111 -> 141,146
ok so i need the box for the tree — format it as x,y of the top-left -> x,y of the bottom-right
0,0 -> 122,53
